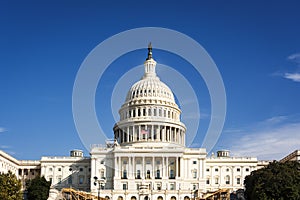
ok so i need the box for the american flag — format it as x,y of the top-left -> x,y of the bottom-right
141,129 -> 149,134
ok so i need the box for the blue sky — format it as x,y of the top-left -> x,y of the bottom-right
1,1 -> 300,160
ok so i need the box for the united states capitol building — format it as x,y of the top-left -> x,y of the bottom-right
1,45 -> 298,199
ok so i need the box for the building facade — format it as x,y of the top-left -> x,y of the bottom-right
2,45 -> 292,200
88,45 -> 258,200
40,150 -> 91,191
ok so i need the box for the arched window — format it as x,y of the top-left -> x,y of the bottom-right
157,196 -> 163,200
131,197 -> 137,200
118,196 -> 123,200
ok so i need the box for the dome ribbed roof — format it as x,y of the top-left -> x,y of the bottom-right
125,76 -> 175,102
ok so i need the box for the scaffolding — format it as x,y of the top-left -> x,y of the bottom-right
60,188 -> 106,200
200,188 -> 230,200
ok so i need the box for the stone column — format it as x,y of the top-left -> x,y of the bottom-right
133,157 -> 135,178
142,157 -> 145,179
119,157 -> 122,178
175,157 -> 178,178
152,157 -> 155,179
162,156 -> 165,178
151,125 -> 154,141
166,157 -> 169,178
127,127 -> 129,142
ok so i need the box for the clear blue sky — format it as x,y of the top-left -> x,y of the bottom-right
1,1 -> 300,160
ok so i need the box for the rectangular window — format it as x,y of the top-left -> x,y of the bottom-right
225,176 -> 230,185
156,170 -> 161,179
170,183 -> 175,190
206,168 -> 209,172
146,170 -> 151,179
193,184 -> 197,190
237,178 -> 241,184
215,177 -> 219,184
206,179 -> 210,184
123,160 -> 127,164
122,170 -> 127,179
193,170 -> 197,179
100,170 -> 105,179
136,170 -> 141,179
58,168 -> 61,172
79,176 -> 84,184
123,183 -> 127,190
237,168 -> 240,172
193,161 -> 197,164
215,168 -> 218,172
157,183 -> 161,190
246,168 -> 249,172
169,169 -> 175,179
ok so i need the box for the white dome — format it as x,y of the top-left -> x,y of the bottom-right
114,44 -> 186,147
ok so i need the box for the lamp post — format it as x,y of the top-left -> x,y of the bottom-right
94,176 -> 106,200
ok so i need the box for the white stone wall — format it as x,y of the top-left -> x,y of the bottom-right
205,156 -> 258,192
90,144 -> 207,200
0,150 -> 19,176
40,156 -> 91,191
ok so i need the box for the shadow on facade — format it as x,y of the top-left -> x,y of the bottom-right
50,159 -> 91,192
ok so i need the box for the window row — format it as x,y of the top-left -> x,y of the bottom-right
47,175 -> 90,185
122,182 -> 179,191
47,167 -> 91,172
130,88 -> 172,99
121,107 -> 179,121
121,169 -> 176,179
206,167 -> 250,172
206,176 -> 242,185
